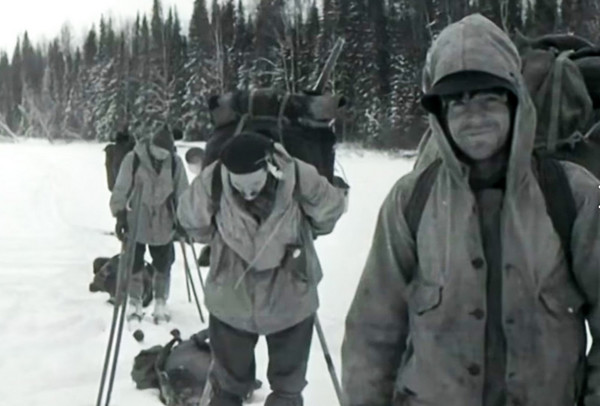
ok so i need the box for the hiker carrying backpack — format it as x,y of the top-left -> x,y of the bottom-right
109,126 -> 190,324
416,32 -> 600,177
194,89 -> 350,268
413,32 -> 600,235
342,14 -> 600,406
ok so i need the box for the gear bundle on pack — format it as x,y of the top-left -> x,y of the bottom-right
204,88 -> 346,183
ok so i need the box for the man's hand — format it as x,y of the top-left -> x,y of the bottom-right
115,211 -> 128,241
332,175 -> 350,193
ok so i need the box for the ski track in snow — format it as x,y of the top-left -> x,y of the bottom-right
0,140 -> 414,405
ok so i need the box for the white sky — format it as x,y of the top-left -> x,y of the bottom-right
0,0 -> 196,54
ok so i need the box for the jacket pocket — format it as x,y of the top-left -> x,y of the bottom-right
282,244 -> 309,283
408,282 -> 443,315
539,285 -> 585,318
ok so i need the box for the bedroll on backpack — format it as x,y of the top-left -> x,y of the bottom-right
204,88 -> 346,183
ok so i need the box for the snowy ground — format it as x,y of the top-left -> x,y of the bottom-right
0,139 -> 414,406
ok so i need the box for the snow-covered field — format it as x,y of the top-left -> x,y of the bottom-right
0,140 -> 414,406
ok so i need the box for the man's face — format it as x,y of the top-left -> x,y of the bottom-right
229,168 -> 268,201
187,162 -> 202,177
445,90 -> 512,161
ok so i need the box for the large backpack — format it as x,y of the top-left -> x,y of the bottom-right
204,88 -> 346,183
516,32 -> 600,178
412,33 -> 600,250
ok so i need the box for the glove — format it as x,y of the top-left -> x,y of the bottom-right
332,175 -> 350,191
115,211 -> 128,241
332,176 -> 350,213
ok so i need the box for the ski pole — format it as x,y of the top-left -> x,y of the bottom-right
169,200 -> 192,303
184,258 -> 192,303
96,187 -> 143,406
188,241 -> 206,293
178,240 -> 206,323
314,314 -> 345,406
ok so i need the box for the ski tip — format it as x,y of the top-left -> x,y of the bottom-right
133,329 -> 145,342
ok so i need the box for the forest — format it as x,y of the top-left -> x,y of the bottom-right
0,0 -> 598,149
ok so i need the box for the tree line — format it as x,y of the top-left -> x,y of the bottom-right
0,0 -> 598,148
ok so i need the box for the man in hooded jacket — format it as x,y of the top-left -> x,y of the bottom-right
110,126 -> 189,323
177,132 -> 346,406
342,14 -> 600,406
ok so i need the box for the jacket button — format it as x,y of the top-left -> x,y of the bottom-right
506,317 -> 515,325
471,258 -> 485,269
467,363 -> 481,376
469,309 -> 485,320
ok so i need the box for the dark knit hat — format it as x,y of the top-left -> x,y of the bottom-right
152,125 -> 175,152
421,70 -> 516,114
220,132 -> 274,174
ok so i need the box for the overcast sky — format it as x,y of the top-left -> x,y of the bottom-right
0,0 -> 197,54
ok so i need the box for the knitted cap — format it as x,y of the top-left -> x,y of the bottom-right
220,132 -> 274,174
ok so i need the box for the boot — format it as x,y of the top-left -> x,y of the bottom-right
127,272 -> 145,321
264,392 -> 303,406
153,271 -> 171,324
153,270 -> 170,301
152,298 -> 170,324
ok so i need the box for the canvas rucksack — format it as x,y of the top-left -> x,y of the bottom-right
131,329 -> 261,406
516,32 -> 600,178
204,89 -> 346,183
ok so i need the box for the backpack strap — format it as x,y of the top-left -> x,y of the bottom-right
547,50 -> 574,152
211,162 -> 223,215
402,156 -> 576,271
154,330 -> 183,373
130,152 -> 179,214
533,156 -> 577,266
403,159 -> 442,240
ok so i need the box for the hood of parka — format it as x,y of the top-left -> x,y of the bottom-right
421,13 -> 537,190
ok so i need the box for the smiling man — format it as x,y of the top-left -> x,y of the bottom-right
342,14 -> 600,406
